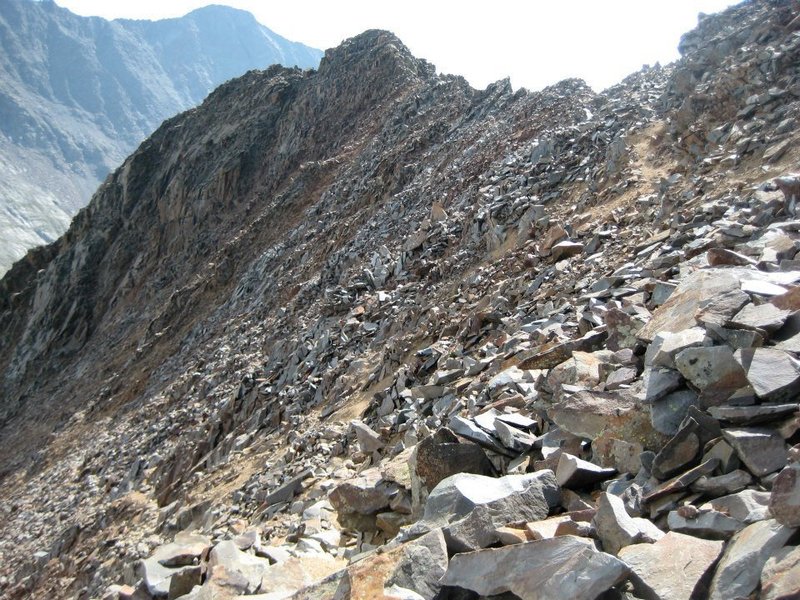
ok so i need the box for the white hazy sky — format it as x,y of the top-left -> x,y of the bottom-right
55,0 -> 742,92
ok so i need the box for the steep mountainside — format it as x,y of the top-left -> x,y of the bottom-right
2,1 -> 800,599
0,0 -> 322,275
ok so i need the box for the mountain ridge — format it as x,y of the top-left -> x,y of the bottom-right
0,0 -> 322,275
3,1 -> 800,598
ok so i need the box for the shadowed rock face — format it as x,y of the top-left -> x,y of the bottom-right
0,0 -> 322,274
3,1 -> 800,598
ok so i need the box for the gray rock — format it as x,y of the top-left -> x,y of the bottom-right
674,345 -> 748,403
643,458 -> 720,503
709,519 -> 796,600
256,469 -> 313,507
440,536 -> 630,600
384,529 -> 449,600
695,288 -> 751,329
769,463 -> 800,527
708,403 -> 800,425
667,508 -> 744,539
551,240 -> 584,261
494,419 -> 537,452
734,348 -> 800,401
593,492 -> 664,555
350,420 -> 385,453
650,389 -> 699,436
154,533 -> 212,567
638,269 -> 743,342
722,427 -> 788,477
691,469 -> 753,496
555,453 -> 616,489
448,415 -> 511,455
207,540 -> 272,594
329,468 -> 393,515
618,532 -> 724,600
760,544 -> 800,600
411,429 -> 494,498
730,302 -> 792,333
423,470 -> 560,527
709,489 -> 771,523
652,418 -> 702,480
641,367 -> 684,403
549,390 -> 661,450
645,328 -> 711,369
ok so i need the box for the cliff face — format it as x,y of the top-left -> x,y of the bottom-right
2,2 -> 800,599
0,0 -> 322,274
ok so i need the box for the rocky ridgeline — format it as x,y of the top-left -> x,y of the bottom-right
2,1 -> 800,599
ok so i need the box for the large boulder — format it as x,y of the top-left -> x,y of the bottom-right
618,532 -> 724,600
440,535 -> 629,600
708,519 -> 796,600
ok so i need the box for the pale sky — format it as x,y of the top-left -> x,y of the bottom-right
55,0 -> 742,91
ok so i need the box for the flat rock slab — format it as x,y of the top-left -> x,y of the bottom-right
258,553 -> 347,598
448,415 -> 512,456
709,489 -> 771,524
667,508 -> 744,539
638,268 -> 743,342
708,403 -> 800,425
709,519 -> 796,600
651,388 -> 701,437
761,544 -> 800,600
695,289 -> 751,328
734,347 -> 800,401
652,418 -> 702,480
618,532 -> 724,600
722,427 -> 788,477
730,302 -> 792,333
440,535 -> 630,600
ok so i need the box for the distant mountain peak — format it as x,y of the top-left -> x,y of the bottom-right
0,0 -> 323,275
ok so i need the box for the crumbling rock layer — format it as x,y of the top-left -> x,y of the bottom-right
2,1 -> 800,599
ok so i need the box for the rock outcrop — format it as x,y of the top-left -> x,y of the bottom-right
2,1 -> 800,599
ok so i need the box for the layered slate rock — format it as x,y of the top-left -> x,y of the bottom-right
708,519 -> 796,600
440,535 -> 629,600
769,463 -> 800,527
618,532 -> 724,600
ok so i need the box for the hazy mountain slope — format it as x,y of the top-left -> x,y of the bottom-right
0,0 -> 322,275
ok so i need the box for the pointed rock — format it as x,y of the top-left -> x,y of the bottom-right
555,453 -> 616,489
769,463 -> 800,527
593,492 -> 664,555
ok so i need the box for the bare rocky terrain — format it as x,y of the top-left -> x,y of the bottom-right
1,1 -> 800,599
0,0 -> 321,275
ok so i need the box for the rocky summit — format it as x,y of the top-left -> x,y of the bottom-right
2,1 -> 800,599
